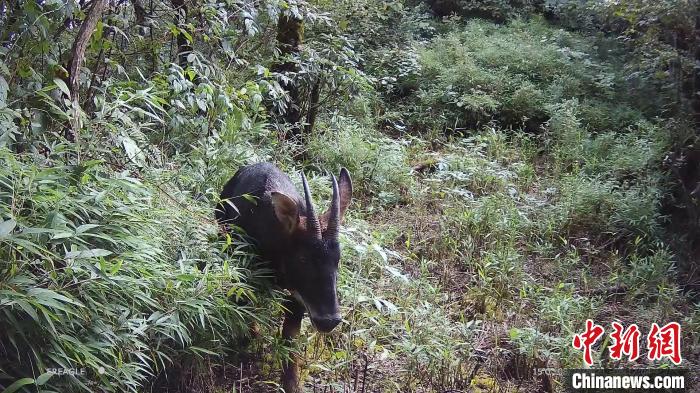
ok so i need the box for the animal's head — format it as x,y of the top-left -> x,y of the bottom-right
270,168 -> 352,333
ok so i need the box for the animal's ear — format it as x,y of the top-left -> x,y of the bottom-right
271,192 -> 299,234
338,167 -> 353,219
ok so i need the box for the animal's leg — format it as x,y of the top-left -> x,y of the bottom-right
281,296 -> 305,393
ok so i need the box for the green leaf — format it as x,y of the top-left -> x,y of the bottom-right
75,224 -> 100,234
0,76 -> 7,107
0,219 -> 16,238
384,265 -> 409,283
51,231 -> 73,239
94,20 -> 104,42
35,372 -> 53,386
2,378 -> 35,393
119,135 -> 146,166
241,194 -> 257,205
187,346 -> 218,356
27,288 -> 84,308
223,199 -> 240,215
65,249 -> 113,259
15,299 -> 39,322
180,28 -> 193,43
53,78 -> 70,98
372,243 -> 387,263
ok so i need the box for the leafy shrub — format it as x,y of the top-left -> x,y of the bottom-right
621,247 -> 676,296
371,46 -> 423,99
0,149 -> 282,392
547,99 -> 587,169
307,117 -> 413,205
577,99 -> 643,134
548,0 -> 696,118
547,174 -> 664,247
389,18 -> 621,133
583,121 -> 669,179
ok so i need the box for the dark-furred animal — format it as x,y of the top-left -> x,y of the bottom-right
216,162 -> 352,393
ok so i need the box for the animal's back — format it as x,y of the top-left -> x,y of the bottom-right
216,163 -> 303,255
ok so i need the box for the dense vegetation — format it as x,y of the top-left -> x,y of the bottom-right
1,0 -> 698,392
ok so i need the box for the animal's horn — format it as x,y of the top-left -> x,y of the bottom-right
326,174 -> 340,240
301,171 -> 322,240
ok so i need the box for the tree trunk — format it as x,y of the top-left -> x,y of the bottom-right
67,0 -> 108,106
273,9 -> 304,141
64,0 -> 107,142
133,0 -> 147,27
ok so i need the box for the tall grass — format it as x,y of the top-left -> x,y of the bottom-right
0,148 -> 284,392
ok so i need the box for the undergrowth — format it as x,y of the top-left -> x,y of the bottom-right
1,4 -> 698,393
0,149 -> 284,392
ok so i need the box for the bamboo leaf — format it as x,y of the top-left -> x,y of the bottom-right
0,219 -> 16,238
35,372 -> 53,386
53,78 -> 70,98
2,378 -> 35,393
65,248 -> 113,259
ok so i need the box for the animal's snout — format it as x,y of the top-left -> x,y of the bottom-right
312,315 -> 342,333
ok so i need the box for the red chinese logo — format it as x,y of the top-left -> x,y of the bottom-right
573,321 -> 682,366
647,322 -> 682,365
609,322 -> 640,362
572,319 -> 605,366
